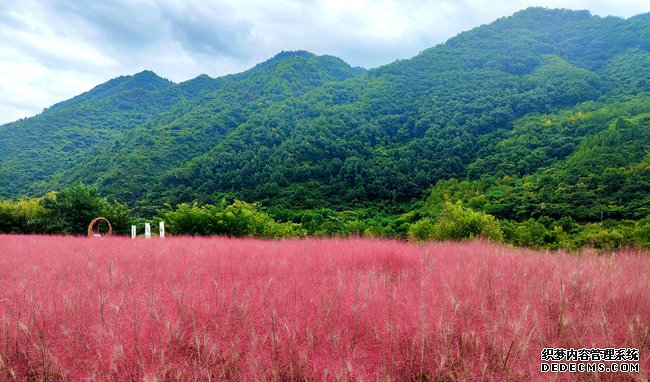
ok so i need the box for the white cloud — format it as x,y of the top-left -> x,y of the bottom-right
0,0 -> 648,124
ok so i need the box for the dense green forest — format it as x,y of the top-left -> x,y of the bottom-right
1,8 -> 649,250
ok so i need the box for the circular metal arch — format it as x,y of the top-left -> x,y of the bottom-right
88,217 -> 113,237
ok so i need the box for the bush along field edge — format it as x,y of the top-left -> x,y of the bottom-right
0,182 -> 648,252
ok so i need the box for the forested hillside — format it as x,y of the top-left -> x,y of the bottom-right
1,7 -> 649,248
0,52 -> 362,201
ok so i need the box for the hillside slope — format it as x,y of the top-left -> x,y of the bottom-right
155,8 -> 650,215
0,52 -> 363,201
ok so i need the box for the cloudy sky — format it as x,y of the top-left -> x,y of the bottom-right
0,0 -> 648,125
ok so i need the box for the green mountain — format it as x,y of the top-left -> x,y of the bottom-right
1,7 -> 649,225
1,51 -> 362,202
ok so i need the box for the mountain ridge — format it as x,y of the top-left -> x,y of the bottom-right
46,70 -> 175,113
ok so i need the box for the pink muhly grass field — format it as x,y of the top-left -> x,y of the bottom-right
0,235 -> 648,381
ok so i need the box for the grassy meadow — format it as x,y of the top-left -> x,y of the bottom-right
0,235 -> 648,381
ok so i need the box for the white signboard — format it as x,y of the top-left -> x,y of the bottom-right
159,221 -> 165,238
144,223 -> 151,238
131,225 -> 136,239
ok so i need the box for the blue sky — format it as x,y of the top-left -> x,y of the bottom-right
0,0 -> 648,124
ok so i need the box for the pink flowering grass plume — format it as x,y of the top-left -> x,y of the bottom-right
0,235 -> 648,381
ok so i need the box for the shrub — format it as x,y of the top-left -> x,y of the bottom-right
432,201 -> 503,242
0,198 -> 43,233
161,200 -> 305,238
216,200 -> 305,238
633,217 -> 650,247
410,202 -> 503,242
513,219 -> 555,248
161,203 -> 218,235
574,224 -> 625,250
407,218 -> 435,241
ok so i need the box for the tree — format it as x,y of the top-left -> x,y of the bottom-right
38,183 -> 111,234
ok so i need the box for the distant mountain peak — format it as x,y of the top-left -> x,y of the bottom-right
46,70 -> 173,112
245,50 -> 362,84
132,69 -> 167,81
126,70 -> 174,90
272,50 -> 316,60
512,6 -> 592,17
194,73 -> 213,80
254,50 -> 317,69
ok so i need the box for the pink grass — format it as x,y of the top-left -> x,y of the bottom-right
0,235 -> 648,381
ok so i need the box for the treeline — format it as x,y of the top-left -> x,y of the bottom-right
404,201 -> 650,251
0,184 -> 132,235
1,183 -> 647,251
0,184 -> 302,238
